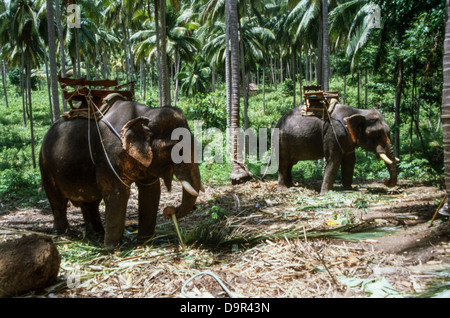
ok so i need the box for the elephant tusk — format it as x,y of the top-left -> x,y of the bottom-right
379,153 -> 393,165
180,180 -> 199,197
395,157 -> 400,162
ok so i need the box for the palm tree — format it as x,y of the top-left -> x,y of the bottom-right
9,0 -> 43,168
321,0 -> 329,90
329,0 -> 378,68
176,53 -> 211,96
0,0 -> 9,108
46,0 -> 60,121
55,0 -> 67,111
442,0 -> 450,211
227,0 -> 252,184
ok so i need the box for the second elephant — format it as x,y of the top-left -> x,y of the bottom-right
275,103 -> 398,194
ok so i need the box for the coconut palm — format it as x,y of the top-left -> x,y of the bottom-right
329,0 -> 379,68
0,0 -> 10,108
176,53 -> 211,96
227,0 -> 252,184
286,0 -> 334,88
132,4 -> 200,105
442,0 -> 450,211
46,0 -> 60,121
9,0 -> 44,168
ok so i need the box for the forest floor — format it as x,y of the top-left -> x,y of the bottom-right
0,178 -> 449,298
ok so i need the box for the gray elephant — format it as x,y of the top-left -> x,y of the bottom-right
39,100 -> 201,248
274,103 -> 398,194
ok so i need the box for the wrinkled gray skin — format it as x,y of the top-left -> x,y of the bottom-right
275,104 -> 398,195
39,101 -> 201,247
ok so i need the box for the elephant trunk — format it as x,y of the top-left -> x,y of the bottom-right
173,163 -> 202,219
376,142 -> 398,188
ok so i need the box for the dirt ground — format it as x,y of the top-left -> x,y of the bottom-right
0,178 -> 448,298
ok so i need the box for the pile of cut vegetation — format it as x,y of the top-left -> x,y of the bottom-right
0,179 -> 448,298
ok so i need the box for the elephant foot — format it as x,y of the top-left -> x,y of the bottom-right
137,234 -> 155,245
85,227 -> 105,242
342,185 -> 353,191
277,183 -> 292,191
54,221 -> 69,235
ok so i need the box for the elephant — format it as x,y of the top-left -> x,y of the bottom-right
274,103 -> 398,195
39,100 -> 201,248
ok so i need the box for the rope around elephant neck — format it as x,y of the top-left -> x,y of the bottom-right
86,89 -> 130,189
324,105 -> 349,155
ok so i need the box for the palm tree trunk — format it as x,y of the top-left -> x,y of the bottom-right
292,46 -> 297,107
238,19 -> 249,130
47,0 -> 60,121
322,0 -> 329,91
122,22 -> 130,83
228,0 -> 251,185
44,51 -> 54,123
394,59 -> 403,158
55,0 -> 67,111
262,61 -> 266,113
225,1 -> 232,130
153,0 -> 163,106
159,0 -> 171,106
26,58 -> 36,169
75,28 -> 81,78
442,0 -> 450,209
20,49 -> 26,127
1,60 -> 8,108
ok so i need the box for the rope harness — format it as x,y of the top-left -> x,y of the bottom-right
85,89 -> 130,188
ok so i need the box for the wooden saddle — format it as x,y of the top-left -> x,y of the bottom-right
58,76 -> 135,114
302,85 -> 339,118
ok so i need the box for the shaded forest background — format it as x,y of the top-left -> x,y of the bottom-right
0,0 -> 446,204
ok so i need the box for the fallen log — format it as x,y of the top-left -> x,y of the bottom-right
0,234 -> 61,297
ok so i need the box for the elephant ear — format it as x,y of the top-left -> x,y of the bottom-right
120,117 -> 153,167
344,114 -> 366,144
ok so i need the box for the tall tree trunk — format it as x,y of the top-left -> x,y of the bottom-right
55,0 -> 67,111
225,1 -> 231,130
365,69 -> 368,108
153,0 -> 162,106
44,51 -> 54,123
159,0 -> 170,106
75,28 -> 81,78
237,18 -> 249,130
122,22 -> 130,83
47,0 -> 60,121
228,0 -> 251,184
394,59 -> 404,158
26,58 -> 36,169
20,49 -> 26,127
322,0 -> 329,90
292,46 -> 296,107
1,60 -> 8,108
441,0 -> 450,211
126,27 -> 134,82
262,61 -> 266,113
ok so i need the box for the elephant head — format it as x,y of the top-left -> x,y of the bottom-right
119,110 -> 201,220
344,109 -> 398,188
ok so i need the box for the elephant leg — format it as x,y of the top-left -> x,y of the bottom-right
137,179 -> 160,241
341,152 -> 356,190
50,198 -> 69,234
81,200 -> 104,238
99,175 -> 130,247
42,177 -> 69,234
278,160 -> 294,190
320,156 -> 342,195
